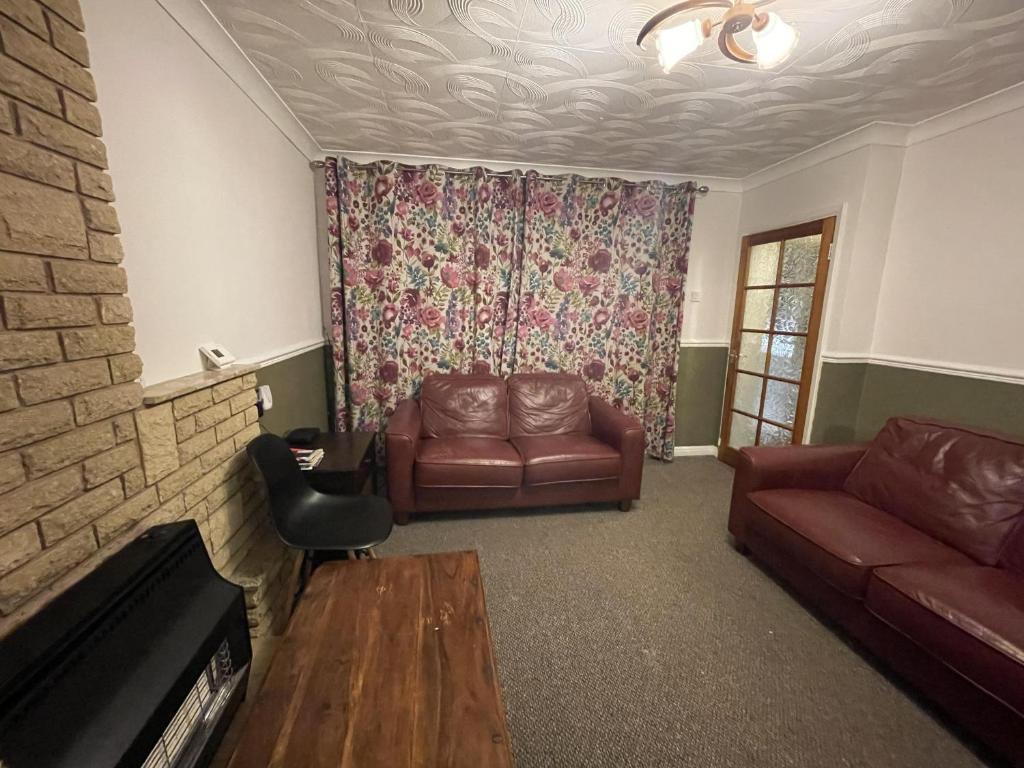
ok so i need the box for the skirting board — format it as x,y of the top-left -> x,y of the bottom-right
673,446 -> 718,457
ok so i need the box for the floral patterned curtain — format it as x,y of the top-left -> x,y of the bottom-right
514,174 -> 695,460
324,157 -> 525,434
324,158 -> 695,460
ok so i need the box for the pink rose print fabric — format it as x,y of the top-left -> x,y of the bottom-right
324,158 -> 525,440
324,159 -> 695,461
514,173 -> 694,460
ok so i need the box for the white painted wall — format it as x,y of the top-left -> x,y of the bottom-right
681,191 -> 742,345
872,105 -> 1024,374
738,143 -> 904,357
82,0 -> 1024,390
699,139 -> 904,441
82,0 -> 322,385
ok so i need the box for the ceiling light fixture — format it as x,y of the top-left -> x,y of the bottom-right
638,1 -> 799,71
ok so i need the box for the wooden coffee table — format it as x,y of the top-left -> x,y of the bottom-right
227,551 -> 514,768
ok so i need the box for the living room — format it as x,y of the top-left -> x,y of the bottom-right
1,0 -> 1022,766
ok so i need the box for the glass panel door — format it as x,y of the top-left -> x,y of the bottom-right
719,218 -> 836,465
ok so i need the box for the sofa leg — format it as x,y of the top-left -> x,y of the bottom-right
732,539 -> 750,556
394,509 -> 410,526
618,500 -> 632,512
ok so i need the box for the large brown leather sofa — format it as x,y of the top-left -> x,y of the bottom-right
385,373 -> 644,524
729,416 -> 1024,764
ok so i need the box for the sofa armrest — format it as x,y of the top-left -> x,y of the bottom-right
385,399 -> 421,522
589,396 -> 644,501
728,443 -> 868,543
736,443 -> 869,493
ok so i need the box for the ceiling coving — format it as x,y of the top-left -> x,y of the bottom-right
205,0 -> 1024,177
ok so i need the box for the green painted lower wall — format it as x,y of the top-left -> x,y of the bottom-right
256,345 -> 330,436
674,346 -> 728,446
811,361 -> 1024,443
669,351 -> 1024,450
809,363 -> 867,444
255,343 -> 727,447
267,345 -> 1016,449
857,364 -> 1024,439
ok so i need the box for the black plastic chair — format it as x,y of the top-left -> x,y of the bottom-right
247,433 -> 393,592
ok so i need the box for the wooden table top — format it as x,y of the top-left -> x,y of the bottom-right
227,551 -> 514,768
307,431 -> 375,475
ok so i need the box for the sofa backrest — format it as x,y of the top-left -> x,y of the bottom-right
507,373 -> 590,437
1000,520 -> 1024,575
843,417 -> 1024,565
419,374 -> 509,439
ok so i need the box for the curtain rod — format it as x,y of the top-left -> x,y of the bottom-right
309,159 -> 710,196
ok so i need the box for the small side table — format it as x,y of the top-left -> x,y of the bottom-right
305,431 -> 377,495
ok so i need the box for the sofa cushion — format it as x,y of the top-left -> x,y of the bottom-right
508,374 -> 590,437
415,438 -> 522,488
419,374 -> 509,440
844,417 -> 1024,565
746,489 -> 971,598
512,435 -> 620,486
866,563 -> 1024,716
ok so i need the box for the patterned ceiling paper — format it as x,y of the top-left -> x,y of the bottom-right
203,0 -> 1024,177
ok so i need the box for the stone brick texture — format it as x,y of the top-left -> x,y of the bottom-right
0,0 -> 284,636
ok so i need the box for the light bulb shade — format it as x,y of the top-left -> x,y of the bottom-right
655,18 -> 705,73
752,12 -> 798,69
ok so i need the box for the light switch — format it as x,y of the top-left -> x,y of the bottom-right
256,384 -> 273,415
690,290 -> 703,303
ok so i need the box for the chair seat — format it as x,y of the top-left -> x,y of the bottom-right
415,437 -> 523,488
512,435 -> 620,486
279,493 -> 394,551
746,489 -> 970,598
867,564 -> 1024,716
247,433 -> 394,552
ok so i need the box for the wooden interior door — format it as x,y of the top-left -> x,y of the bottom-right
718,217 -> 836,465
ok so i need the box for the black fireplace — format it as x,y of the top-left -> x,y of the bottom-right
0,520 -> 251,768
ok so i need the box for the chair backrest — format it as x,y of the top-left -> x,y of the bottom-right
419,374 -> 509,439
246,433 -> 308,535
507,373 -> 591,437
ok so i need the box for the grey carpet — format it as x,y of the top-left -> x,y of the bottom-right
380,458 -> 994,768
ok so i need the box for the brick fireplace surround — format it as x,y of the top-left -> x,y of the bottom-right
0,0 -> 293,638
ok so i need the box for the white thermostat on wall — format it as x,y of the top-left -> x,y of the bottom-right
199,343 -> 236,370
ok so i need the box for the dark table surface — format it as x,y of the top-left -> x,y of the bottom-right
306,431 -> 375,475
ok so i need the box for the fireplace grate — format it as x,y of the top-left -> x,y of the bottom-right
0,522 -> 251,768
142,640 -> 242,768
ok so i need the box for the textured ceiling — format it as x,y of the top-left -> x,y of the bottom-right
203,0 -> 1024,177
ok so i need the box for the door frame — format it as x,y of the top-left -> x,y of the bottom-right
718,217 -> 836,465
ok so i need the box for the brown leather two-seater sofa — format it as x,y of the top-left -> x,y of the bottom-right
729,416 -> 1024,764
385,373 -> 644,524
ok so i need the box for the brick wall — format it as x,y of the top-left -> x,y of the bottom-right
136,369 -> 295,637
0,0 -> 291,638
